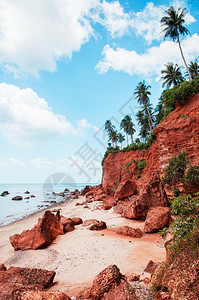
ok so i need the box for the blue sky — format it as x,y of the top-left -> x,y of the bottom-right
0,0 -> 198,184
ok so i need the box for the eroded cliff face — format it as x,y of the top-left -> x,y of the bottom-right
102,94 -> 199,192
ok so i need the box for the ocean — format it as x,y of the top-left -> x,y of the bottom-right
0,182 -> 96,226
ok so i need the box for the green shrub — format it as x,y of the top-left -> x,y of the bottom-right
160,193 -> 199,256
172,186 -> 181,197
137,158 -> 147,171
160,76 -> 199,121
120,160 -> 133,170
183,165 -> 199,187
170,193 -> 199,247
163,151 -> 189,186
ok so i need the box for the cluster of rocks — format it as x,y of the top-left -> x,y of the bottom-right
0,262 -> 162,299
0,191 -> 37,201
78,172 -> 171,235
0,264 -> 71,299
9,210 -> 107,251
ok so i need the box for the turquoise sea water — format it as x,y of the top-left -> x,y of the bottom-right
0,182 -> 94,226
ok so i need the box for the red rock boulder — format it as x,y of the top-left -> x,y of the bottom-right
116,226 -> 143,238
10,211 -> 63,250
13,289 -> 71,299
103,196 -> 117,210
0,267 -> 56,299
115,180 -> 137,199
144,207 -> 171,233
90,264 -> 137,300
81,185 -> 91,196
71,217 -> 83,225
60,216 -> 75,233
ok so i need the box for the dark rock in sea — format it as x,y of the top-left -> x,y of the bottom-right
1,191 -> 10,197
64,188 -> 70,192
12,196 -> 23,201
24,197 -> 29,199
24,191 -> 30,194
30,195 -> 36,198
50,200 -> 56,204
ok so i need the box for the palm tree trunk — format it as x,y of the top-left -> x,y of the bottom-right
126,134 -> 128,146
130,134 -> 133,144
177,34 -> 192,81
145,103 -> 153,132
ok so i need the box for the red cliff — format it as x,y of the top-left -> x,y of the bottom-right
102,94 -> 199,191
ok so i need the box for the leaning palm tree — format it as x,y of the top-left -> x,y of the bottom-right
160,6 -> 192,81
160,62 -> 184,88
186,60 -> 199,79
134,81 -> 154,132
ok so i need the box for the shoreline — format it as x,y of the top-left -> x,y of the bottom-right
0,196 -> 73,229
0,195 -> 166,297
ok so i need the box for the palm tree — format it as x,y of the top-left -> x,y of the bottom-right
105,120 -> 114,134
117,132 -> 125,149
120,115 -> 135,145
136,109 -> 150,141
186,60 -> 199,78
160,62 -> 184,88
110,129 -> 118,147
134,81 -> 154,132
160,6 -> 192,81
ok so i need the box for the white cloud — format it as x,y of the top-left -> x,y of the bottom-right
93,1 -> 195,44
0,157 -> 26,167
0,83 -> 97,146
0,0 -> 100,76
92,0 -> 131,38
96,34 -> 199,78
30,157 -> 71,171
0,1 -> 195,76
77,118 -> 92,129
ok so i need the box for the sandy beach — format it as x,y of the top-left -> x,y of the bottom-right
0,196 -> 166,297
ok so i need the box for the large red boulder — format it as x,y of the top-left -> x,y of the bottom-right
0,267 -> 56,299
144,207 -> 171,233
122,194 -> 148,220
13,289 -> 71,299
89,265 -> 137,300
103,196 -> 117,210
10,211 -> 63,250
115,180 -> 137,199
116,226 -> 143,238
121,173 -> 168,220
